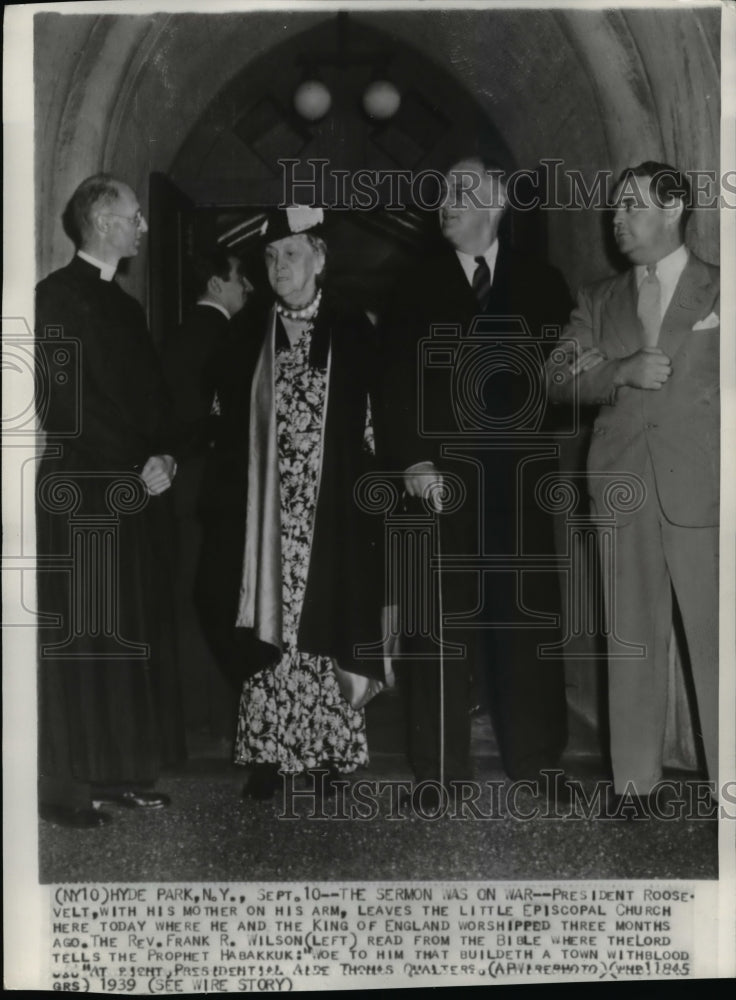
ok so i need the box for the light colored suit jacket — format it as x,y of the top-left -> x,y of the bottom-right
547,251 -> 719,527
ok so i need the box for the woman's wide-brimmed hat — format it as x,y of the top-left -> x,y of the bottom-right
260,205 -> 324,245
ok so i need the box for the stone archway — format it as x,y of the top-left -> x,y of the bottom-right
35,5 -> 719,298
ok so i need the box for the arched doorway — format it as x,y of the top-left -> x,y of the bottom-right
154,14 -> 597,762
151,13 -> 549,342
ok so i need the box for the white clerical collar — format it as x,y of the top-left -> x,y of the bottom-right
77,250 -> 117,282
197,298 -> 231,320
455,240 -> 500,287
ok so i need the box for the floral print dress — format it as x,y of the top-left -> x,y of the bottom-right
234,318 -> 369,773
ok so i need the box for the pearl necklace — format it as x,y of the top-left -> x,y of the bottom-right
275,289 -> 322,322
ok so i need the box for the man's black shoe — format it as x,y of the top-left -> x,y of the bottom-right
518,770 -> 574,811
40,803 -> 112,828
543,772 -> 574,809
400,781 -> 457,816
93,790 -> 171,809
416,785 -> 444,814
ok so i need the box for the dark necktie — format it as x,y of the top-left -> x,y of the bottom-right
637,263 -> 661,347
472,255 -> 492,310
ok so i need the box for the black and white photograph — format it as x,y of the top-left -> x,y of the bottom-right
3,0 -> 735,989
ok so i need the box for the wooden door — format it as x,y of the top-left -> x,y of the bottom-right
148,172 -> 195,350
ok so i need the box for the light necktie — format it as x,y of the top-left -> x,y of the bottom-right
637,264 -> 661,347
472,255 -> 492,310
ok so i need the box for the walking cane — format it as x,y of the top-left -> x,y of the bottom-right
404,478 -> 446,790
430,483 -> 445,790
437,511 -> 445,789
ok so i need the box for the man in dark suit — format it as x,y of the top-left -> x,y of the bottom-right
379,154 -> 571,797
36,173 -> 184,827
162,250 -> 252,741
163,250 -> 253,454
547,162 -> 719,800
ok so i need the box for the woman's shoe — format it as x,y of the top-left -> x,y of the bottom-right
243,763 -> 281,801
309,766 -> 343,800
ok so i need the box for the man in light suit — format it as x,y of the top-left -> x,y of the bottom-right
547,161 -> 719,801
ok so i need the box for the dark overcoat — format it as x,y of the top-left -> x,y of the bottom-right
377,236 -> 573,778
162,303 -> 230,459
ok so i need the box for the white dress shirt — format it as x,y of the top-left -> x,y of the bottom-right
635,243 -> 689,318
454,239 -> 500,287
196,298 -> 231,321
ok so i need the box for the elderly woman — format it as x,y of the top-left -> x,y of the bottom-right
198,207 -> 383,800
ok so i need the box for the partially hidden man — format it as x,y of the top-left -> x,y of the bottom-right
547,162 -> 719,802
162,249 -> 253,742
36,174 -> 185,827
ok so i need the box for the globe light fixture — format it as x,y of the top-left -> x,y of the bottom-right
362,80 -> 401,119
293,79 -> 332,121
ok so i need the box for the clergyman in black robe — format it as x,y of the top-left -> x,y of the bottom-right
36,173 -> 185,828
